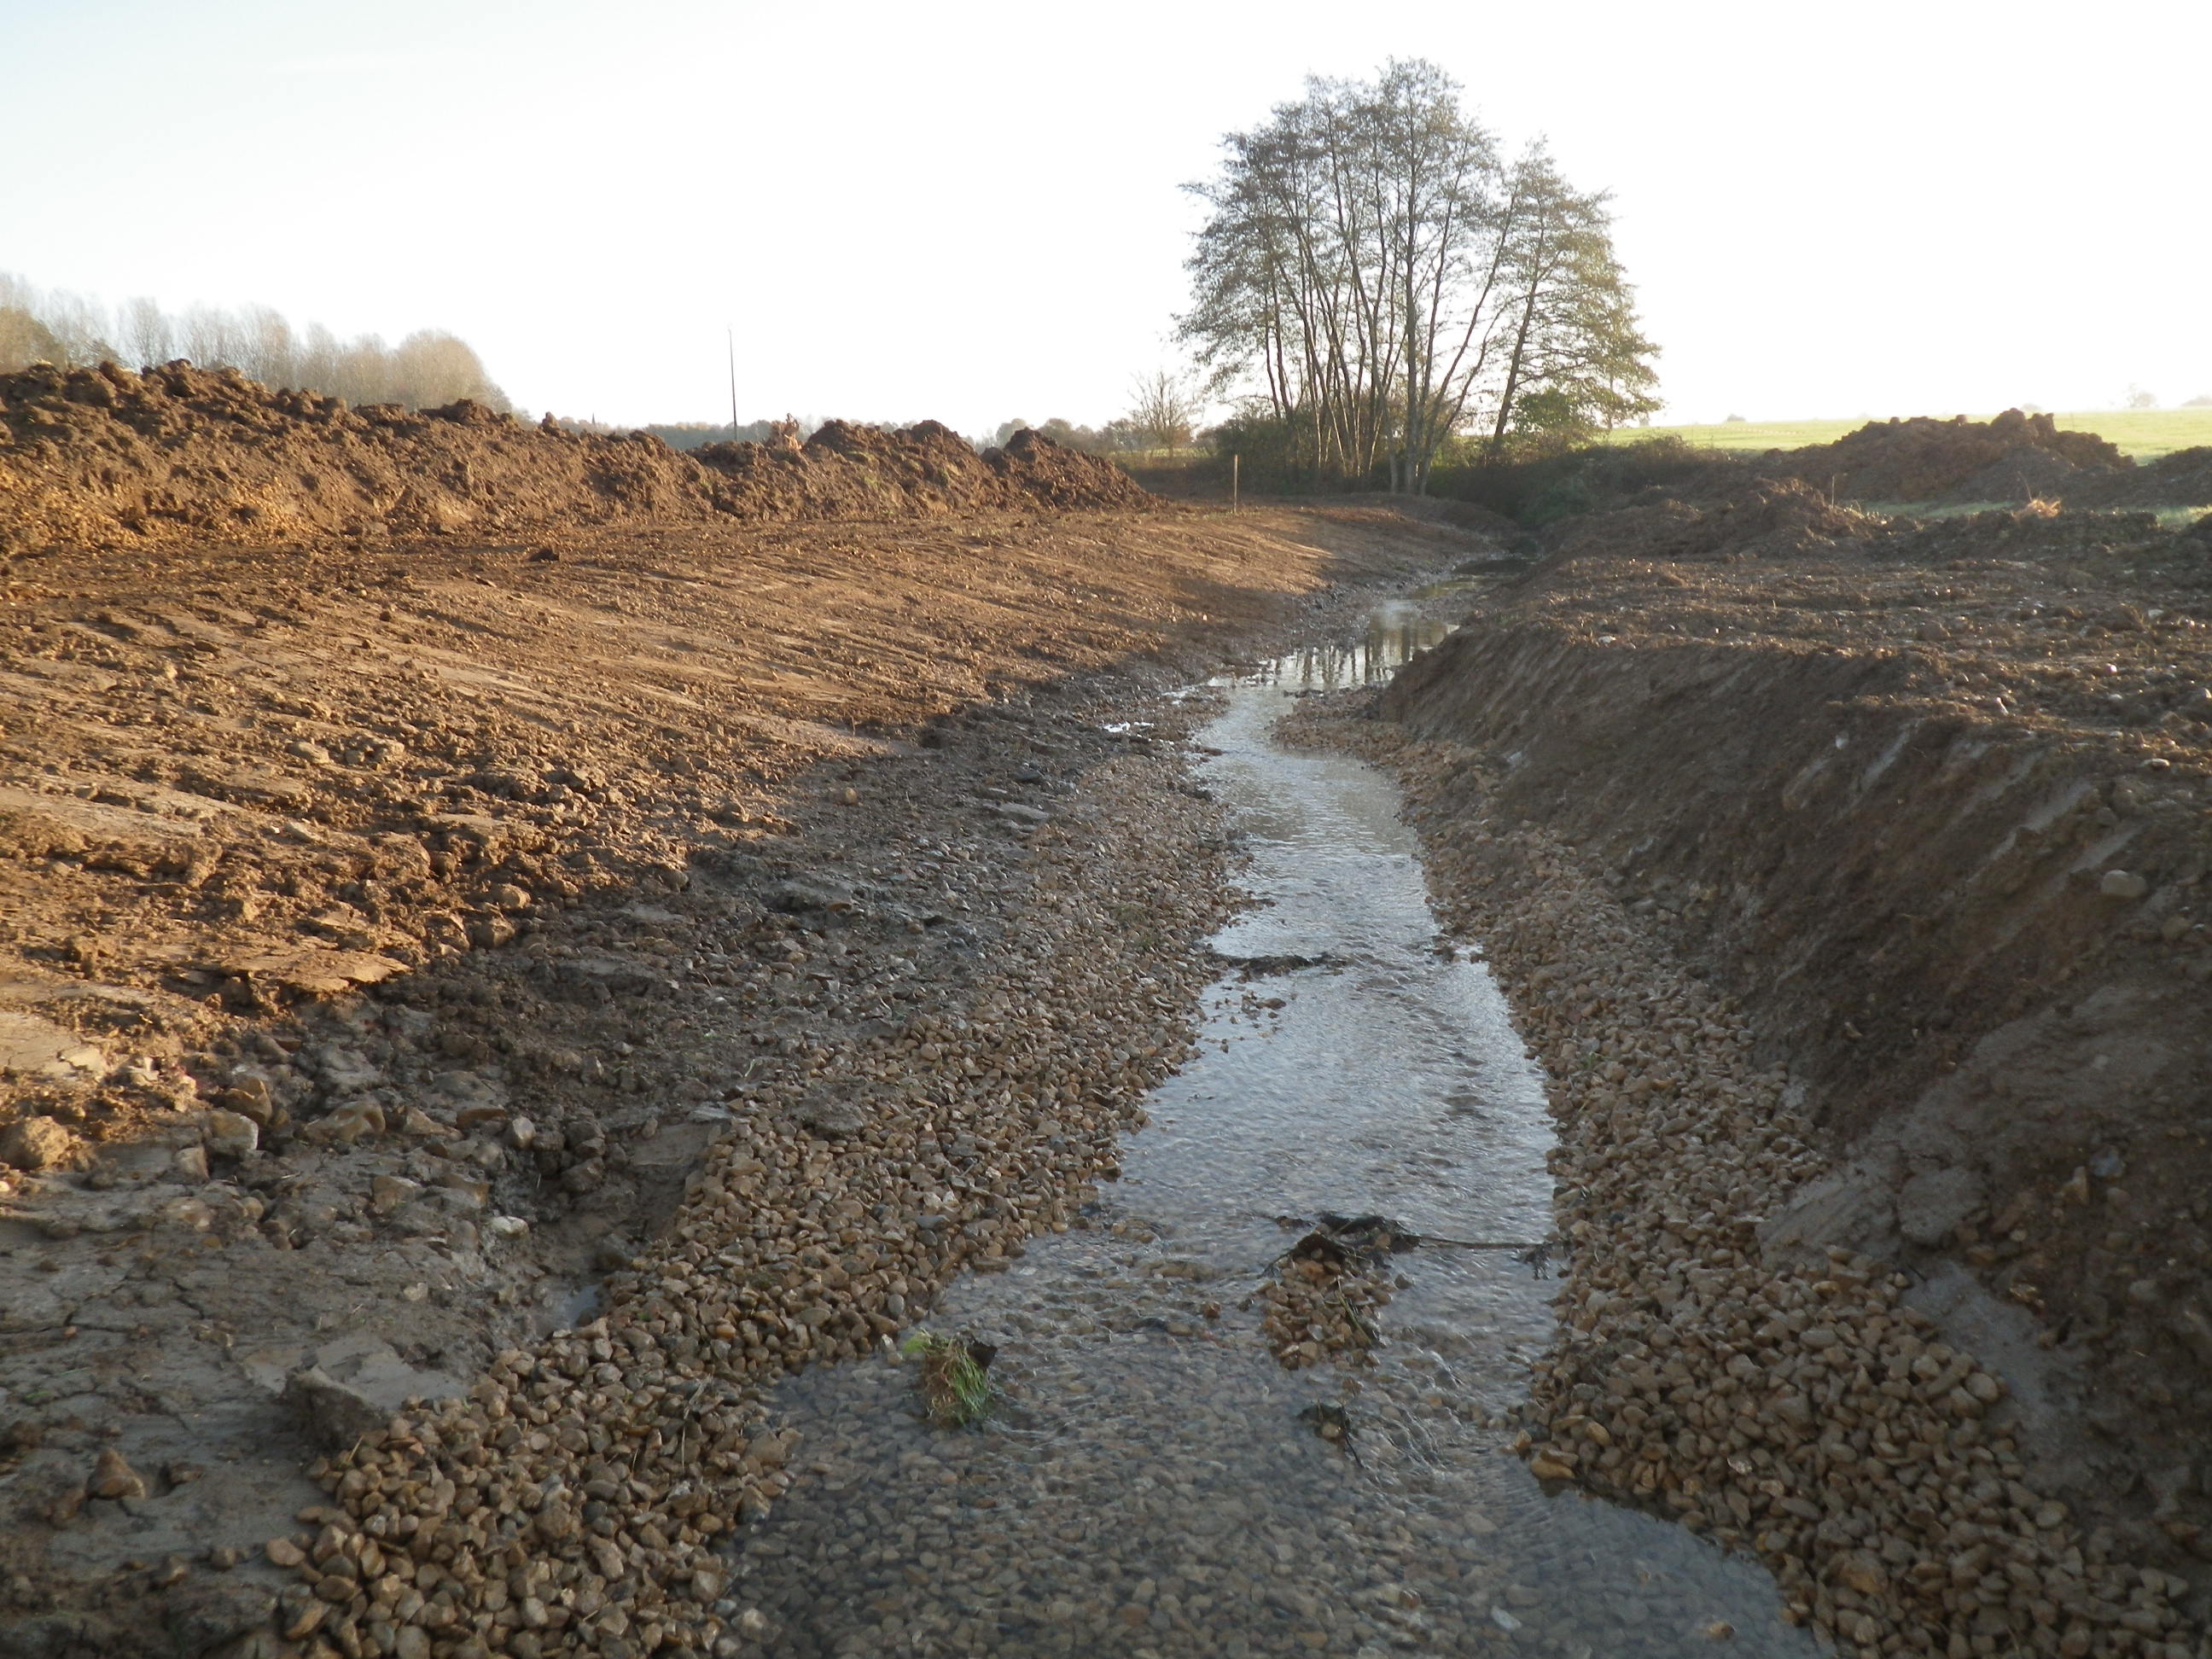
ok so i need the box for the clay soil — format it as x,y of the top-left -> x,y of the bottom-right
0,457 -> 1469,1659
1336,493 -> 2212,1651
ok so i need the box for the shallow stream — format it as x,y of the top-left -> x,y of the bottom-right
724,607 -> 1814,1657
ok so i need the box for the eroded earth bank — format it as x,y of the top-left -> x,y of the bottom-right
1293,481 -> 2212,1658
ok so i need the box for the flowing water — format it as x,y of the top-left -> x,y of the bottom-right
723,607 -> 1814,1658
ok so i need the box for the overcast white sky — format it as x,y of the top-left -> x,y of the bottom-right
5,1 -> 2207,432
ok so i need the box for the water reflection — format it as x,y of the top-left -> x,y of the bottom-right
1245,602 -> 1448,691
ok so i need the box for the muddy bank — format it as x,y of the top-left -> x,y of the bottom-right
0,504 -> 1473,1656
1285,514 -> 2212,1652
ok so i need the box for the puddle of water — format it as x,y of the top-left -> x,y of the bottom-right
723,620 -> 1813,1657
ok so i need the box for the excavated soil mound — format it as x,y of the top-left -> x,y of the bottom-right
1539,478 -> 1884,566
1776,408 -> 2129,503
1936,442 -> 2097,505
0,362 -> 1148,552
693,420 -> 1147,518
2070,445 -> 2212,511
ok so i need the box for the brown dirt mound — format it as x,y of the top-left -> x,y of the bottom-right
0,362 -> 1149,553
1776,408 -> 2128,503
2069,445 -> 2212,511
693,420 -> 1146,518
1936,442 -> 2096,505
1540,478 -> 1884,565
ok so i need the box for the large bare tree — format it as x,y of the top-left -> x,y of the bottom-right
1181,61 -> 1658,492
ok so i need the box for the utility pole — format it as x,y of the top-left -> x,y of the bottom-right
726,327 -> 739,437
1231,453 -> 1240,514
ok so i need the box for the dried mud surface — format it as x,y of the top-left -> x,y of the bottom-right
1288,498 -> 2212,1654
0,493 -> 1469,1659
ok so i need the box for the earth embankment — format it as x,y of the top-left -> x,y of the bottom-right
1334,504 -> 2212,1648
0,360 -> 1142,553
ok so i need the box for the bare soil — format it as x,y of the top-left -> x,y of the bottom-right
1353,493 -> 2212,1648
0,435 -> 1468,1659
0,364 -> 1143,554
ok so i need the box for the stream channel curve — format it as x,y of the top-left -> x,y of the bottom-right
721,602 -> 1817,1657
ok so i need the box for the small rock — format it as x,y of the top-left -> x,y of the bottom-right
317,1099 -> 387,1144
265,1538 -> 306,1569
172,1144 -> 211,1183
2100,869 -> 2148,899
469,913 -> 518,949
1,1115 -> 80,1172
215,1078 -> 273,1125
88,1447 -> 145,1500
203,1109 -> 259,1161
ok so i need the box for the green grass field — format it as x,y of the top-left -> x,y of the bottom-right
1604,409 -> 2212,463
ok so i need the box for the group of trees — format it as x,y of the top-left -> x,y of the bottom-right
1179,59 -> 1658,492
0,272 -> 514,413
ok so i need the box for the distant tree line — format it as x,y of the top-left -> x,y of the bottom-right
983,370 -> 1207,456
1179,59 -> 1659,493
0,271 -> 513,414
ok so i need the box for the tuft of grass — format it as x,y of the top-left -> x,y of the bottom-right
900,1330 -> 995,1428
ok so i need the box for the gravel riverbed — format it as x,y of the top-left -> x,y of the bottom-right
710,630 -> 1814,1659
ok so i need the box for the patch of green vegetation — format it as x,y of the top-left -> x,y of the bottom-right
900,1330 -> 994,1428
